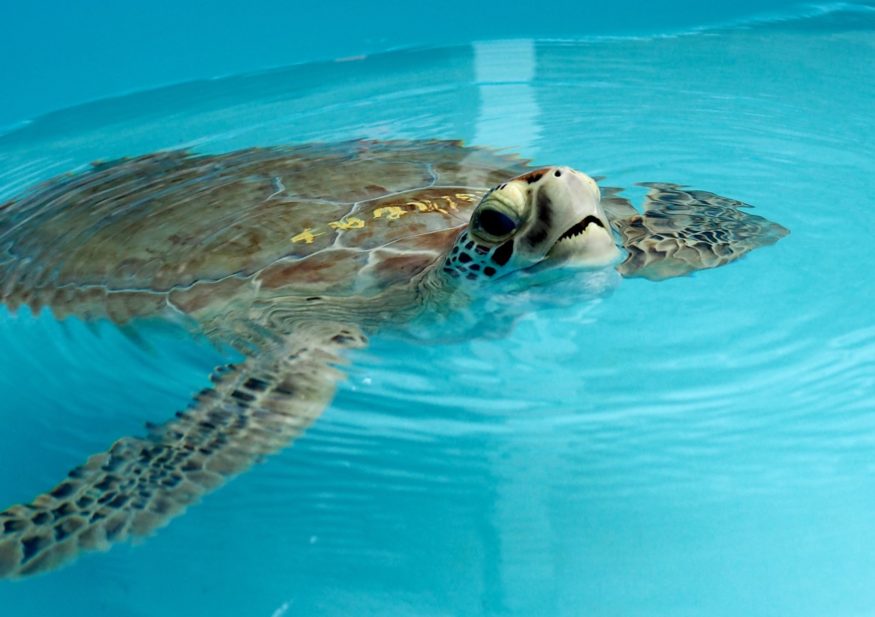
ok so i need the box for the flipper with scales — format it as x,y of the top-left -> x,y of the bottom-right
601,182 -> 789,281
0,322 -> 366,579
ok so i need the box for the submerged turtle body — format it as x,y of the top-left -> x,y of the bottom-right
0,140 -> 787,578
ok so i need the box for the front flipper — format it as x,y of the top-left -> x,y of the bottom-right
0,322 -> 367,578
606,183 -> 789,281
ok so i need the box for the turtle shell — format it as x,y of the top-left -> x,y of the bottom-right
0,140 -> 530,322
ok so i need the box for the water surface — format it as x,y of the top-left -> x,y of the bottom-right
1,5 -> 875,616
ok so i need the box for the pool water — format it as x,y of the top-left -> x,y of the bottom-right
1,4 -> 875,616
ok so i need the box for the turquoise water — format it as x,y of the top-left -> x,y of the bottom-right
2,4 -> 875,616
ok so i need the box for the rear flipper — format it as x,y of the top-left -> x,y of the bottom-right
602,183 -> 789,281
0,322 -> 366,578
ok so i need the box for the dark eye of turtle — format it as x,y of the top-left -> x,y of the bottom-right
477,208 -> 517,237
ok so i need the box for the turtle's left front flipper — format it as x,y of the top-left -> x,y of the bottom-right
606,183 -> 789,281
0,322 -> 366,579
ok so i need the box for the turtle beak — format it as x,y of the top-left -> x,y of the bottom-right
556,215 -> 607,241
543,170 -> 619,267
548,215 -> 618,267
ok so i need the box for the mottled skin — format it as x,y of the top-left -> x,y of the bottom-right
0,140 -> 787,578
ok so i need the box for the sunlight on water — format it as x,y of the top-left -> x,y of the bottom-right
1,4 -> 874,616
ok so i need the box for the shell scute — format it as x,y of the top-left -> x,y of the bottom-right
255,249 -> 370,295
361,250 -> 441,290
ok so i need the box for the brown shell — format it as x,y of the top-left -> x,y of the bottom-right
0,140 -> 529,322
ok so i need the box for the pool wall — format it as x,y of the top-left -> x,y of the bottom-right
2,0 -> 811,129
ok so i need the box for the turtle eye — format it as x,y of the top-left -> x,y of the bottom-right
476,208 -> 518,238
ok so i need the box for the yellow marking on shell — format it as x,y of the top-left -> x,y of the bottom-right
373,206 -> 408,220
290,228 -> 324,244
291,195 -> 471,242
328,216 -> 366,230
441,196 -> 462,212
408,199 -> 452,215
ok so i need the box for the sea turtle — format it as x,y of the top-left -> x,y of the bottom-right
0,140 -> 787,578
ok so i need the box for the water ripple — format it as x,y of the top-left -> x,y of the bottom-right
1,14 -> 874,617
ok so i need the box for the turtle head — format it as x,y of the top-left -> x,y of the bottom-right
442,167 -> 620,283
